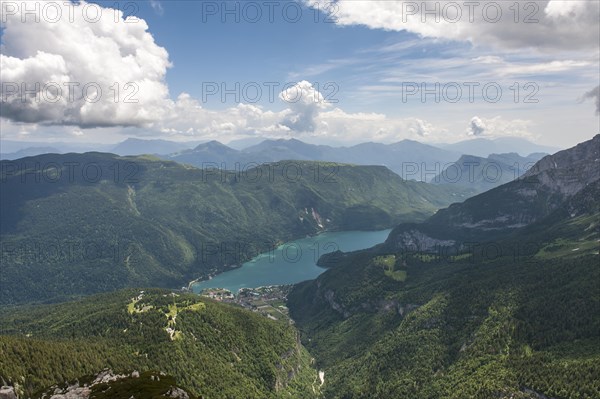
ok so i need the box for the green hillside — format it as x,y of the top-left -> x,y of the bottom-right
0,288 -> 319,398
0,153 -> 469,304
288,240 -> 599,398
287,136 -> 600,399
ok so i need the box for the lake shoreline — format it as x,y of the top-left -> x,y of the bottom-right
188,228 -> 392,294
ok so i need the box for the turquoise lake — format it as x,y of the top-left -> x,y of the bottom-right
191,229 -> 391,293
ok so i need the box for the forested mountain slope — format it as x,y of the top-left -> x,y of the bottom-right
287,135 -> 600,399
0,153 -> 468,304
0,289 -> 319,399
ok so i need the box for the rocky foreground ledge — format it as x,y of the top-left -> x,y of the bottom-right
2,370 -> 196,399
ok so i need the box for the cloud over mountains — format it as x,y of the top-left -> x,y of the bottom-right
1,1 -> 171,127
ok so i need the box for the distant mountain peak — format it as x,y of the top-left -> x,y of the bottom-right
441,136 -> 560,157
395,138 -> 421,144
195,140 -> 229,149
387,134 -> 600,250
112,138 -> 194,156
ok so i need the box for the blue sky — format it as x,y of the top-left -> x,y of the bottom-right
1,0 -> 598,147
137,1 -> 396,109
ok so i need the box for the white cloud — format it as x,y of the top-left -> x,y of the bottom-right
151,89 -> 450,145
467,116 -> 487,136
543,0 -> 588,18
306,0 -> 600,51
487,59 -> 591,77
313,108 -> 449,144
466,116 -> 535,139
151,93 -> 289,142
0,1 -> 171,128
408,118 -> 434,137
279,80 -> 331,133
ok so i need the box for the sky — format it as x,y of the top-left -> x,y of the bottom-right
0,0 -> 599,148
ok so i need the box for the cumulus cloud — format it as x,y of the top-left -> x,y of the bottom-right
0,1 -> 171,128
305,0 -> 600,50
152,93 -> 289,141
580,85 -> 600,115
466,116 -> 535,139
278,81 -> 330,133
312,108 -> 448,144
467,116 -> 487,136
408,119 -> 433,137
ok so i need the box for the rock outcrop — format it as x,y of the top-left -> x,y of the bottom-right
38,370 -> 194,399
386,134 -> 600,250
0,386 -> 18,399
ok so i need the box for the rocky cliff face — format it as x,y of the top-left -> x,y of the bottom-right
392,229 -> 457,252
522,134 -> 599,195
386,135 -> 600,251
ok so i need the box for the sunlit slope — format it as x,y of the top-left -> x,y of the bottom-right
0,288 -> 319,398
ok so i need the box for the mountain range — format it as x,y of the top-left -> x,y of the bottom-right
2,137 -> 555,181
431,152 -> 547,193
1,137 -> 555,191
0,135 -> 596,399
0,154 -> 470,305
2,136 -> 558,158
439,137 -> 559,158
167,138 -> 554,185
166,139 -> 461,182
